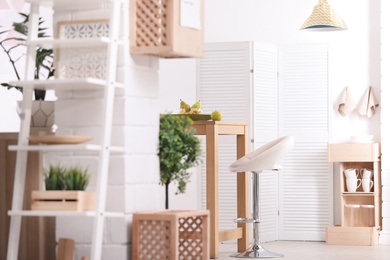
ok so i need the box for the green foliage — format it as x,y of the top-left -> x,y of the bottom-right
43,165 -> 90,191
44,165 -> 66,190
0,13 -> 54,100
65,166 -> 90,191
158,114 -> 202,209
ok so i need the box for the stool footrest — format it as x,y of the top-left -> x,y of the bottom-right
234,217 -> 260,223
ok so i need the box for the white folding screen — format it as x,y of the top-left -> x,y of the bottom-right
197,42 -> 251,232
196,42 -> 279,242
252,43 -> 279,242
196,42 -> 332,242
278,44 -> 332,241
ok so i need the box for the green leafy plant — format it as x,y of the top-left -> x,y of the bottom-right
0,12 -> 54,100
43,165 -> 90,191
158,114 -> 202,209
65,166 -> 90,191
44,165 -> 66,190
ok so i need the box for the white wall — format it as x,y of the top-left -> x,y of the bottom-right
380,0 -> 390,244
159,0 -> 381,210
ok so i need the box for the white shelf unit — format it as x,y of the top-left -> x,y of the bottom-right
8,144 -> 124,153
6,1 -> 124,260
8,210 -> 125,218
10,78 -> 124,91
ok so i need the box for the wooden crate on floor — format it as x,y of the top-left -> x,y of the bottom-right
326,226 -> 379,246
31,191 -> 96,211
132,210 -> 209,260
130,0 -> 204,58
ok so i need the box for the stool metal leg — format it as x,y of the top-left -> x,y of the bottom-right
231,171 -> 283,258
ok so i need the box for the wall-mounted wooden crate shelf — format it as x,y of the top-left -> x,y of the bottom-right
130,0 -> 204,58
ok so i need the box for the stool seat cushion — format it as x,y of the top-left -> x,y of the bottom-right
229,135 -> 294,172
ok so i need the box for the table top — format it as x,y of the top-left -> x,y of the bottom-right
191,121 -> 248,135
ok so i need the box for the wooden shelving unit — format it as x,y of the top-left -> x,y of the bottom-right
326,143 -> 381,246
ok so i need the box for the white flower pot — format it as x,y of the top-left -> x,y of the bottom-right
17,100 -> 55,129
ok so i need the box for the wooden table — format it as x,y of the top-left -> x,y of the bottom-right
0,133 -> 55,260
192,121 -> 250,259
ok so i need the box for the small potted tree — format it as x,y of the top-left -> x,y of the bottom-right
158,114 -> 202,209
1,13 -> 55,129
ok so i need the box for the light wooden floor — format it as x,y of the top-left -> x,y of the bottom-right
217,241 -> 390,260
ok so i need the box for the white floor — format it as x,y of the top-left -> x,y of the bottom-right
217,241 -> 390,260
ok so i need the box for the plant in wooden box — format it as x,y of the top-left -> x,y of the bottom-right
1,13 -> 55,129
31,165 -> 96,211
158,114 -> 202,209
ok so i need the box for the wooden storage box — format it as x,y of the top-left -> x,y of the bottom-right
327,143 -> 381,162
130,0 -> 204,58
326,226 -> 379,246
132,210 -> 209,260
31,191 -> 96,211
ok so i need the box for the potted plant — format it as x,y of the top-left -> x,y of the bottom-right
31,165 -> 95,211
158,114 -> 202,209
1,13 -> 55,128
43,164 -> 66,190
63,166 -> 90,191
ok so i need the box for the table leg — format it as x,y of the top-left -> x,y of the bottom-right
236,127 -> 250,252
206,125 -> 219,259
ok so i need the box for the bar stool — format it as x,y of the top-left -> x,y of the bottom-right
229,136 -> 294,258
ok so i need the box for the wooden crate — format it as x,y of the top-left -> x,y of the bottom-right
31,191 -> 96,211
132,210 -> 209,260
326,226 -> 379,246
130,0 -> 204,58
327,143 -> 381,162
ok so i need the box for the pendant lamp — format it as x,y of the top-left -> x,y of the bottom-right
301,0 -> 346,30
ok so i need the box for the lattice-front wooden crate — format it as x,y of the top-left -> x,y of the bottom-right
130,0 -> 204,58
132,210 -> 209,260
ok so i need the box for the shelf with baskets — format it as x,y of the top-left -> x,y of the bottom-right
6,0 -> 125,260
326,142 -> 381,246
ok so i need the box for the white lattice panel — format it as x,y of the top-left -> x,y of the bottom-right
56,20 -> 109,79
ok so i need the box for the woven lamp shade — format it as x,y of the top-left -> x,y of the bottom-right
301,0 -> 346,30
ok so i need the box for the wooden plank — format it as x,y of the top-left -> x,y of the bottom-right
328,143 -> 381,162
219,228 -> 242,242
326,226 -> 378,246
205,123 -> 219,259
57,238 -> 74,260
236,125 -> 249,252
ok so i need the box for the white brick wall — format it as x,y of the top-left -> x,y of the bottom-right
50,2 -> 163,259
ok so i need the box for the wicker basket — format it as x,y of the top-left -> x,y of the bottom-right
132,210 -> 209,260
130,0 -> 204,58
